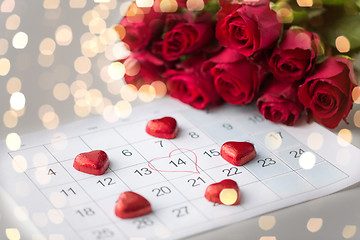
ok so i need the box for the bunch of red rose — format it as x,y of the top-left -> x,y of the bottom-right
117,0 -> 357,129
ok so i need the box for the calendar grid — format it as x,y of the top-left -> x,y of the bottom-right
8,148 -> 85,240
44,140 -> 129,240
5,99 -> 359,240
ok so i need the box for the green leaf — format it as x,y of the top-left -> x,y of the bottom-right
321,0 -> 350,5
321,14 -> 360,50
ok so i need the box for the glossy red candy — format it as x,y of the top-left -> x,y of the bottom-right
115,191 -> 152,219
205,179 -> 240,205
145,116 -> 178,139
73,150 -> 109,175
220,141 -> 256,166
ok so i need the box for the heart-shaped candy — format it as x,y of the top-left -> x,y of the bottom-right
115,191 -> 152,219
205,179 -> 240,205
220,141 -> 256,166
146,117 -> 178,139
73,150 -> 109,175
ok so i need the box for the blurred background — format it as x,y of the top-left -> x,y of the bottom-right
0,0 -> 169,146
0,0 -> 360,239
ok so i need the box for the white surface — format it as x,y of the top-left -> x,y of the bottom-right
1,98 -> 360,240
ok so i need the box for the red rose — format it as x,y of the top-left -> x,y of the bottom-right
165,58 -> 221,109
268,28 -> 322,82
122,51 -> 166,88
257,79 -> 304,126
298,57 -> 356,129
162,22 -> 213,61
207,48 -> 264,105
216,1 -> 281,56
118,7 -> 164,51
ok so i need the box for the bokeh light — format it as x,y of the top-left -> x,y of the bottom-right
12,155 -> 27,172
151,81 -> 167,98
1,0 -> 15,12
74,56 -> 92,74
120,84 -> 138,101
42,111 -> 60,129
136,0 -> 154,7
219,188 -> 238,205
7,77 -> 21,94
108,61 -> 125,80
55,25 -> 73,46
0,58 -> 11,76
354,111 -> 360,128
307,132 -> 323,150
6,133 -> 21,151
186,0 -> 204,11
276,3 -> 293,23
12,32 -> 28,49
93,4 -> 110,19
107,80 -> 123,95
138,84 -> 156,102
69,0 -> 86,8
38,104 -> 55,120
89,18 -> 107,34
48,209 -> 64,224
5,228 -> 20,240
53,83 -> 70,101
259,237 -> 276,240
258,215 -> 276,231
352,86 -> 360,104
297,0 -> 313,7
160,0 -> 178,12
82,10 -> 100,26
115,100 -> 132,118
43,0 -> 60,9
307,218 -> 323,232
335,36 -> 350,53
3,110 -> 18,128
39,38 -> 56,55
343,225 -> 357,239
124,58 -> 140,76
0,38 -> 9,55
299,151 -> 316,169
10,92 -> 26,110
264,132 -> 282,150
6,14 -> 21,30
337,129 -> 352,146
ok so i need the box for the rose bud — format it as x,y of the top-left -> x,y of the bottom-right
298,56 -> 357,129
162,22 -> 213,61
267,28 -> 323,82
257,78 -> 304,126
216,0 -> 281,56
117,6 -> 165,51
121,51 -> 166,89
165,57 -> 221,109
207,48 -> 265,105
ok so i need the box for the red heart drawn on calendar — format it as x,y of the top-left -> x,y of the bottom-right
148,148 -> 199,174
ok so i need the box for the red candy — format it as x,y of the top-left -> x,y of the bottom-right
115,191 -> 152,219
205,179 -> 240,205
73,150 -> 109,175
220,141 -> 256,166
145,116 -> 178,139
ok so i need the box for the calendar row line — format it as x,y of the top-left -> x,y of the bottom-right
10,126 -> 316,170
31,159 -> 347,213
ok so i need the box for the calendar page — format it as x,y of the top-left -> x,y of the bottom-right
1,97 -> 360,240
